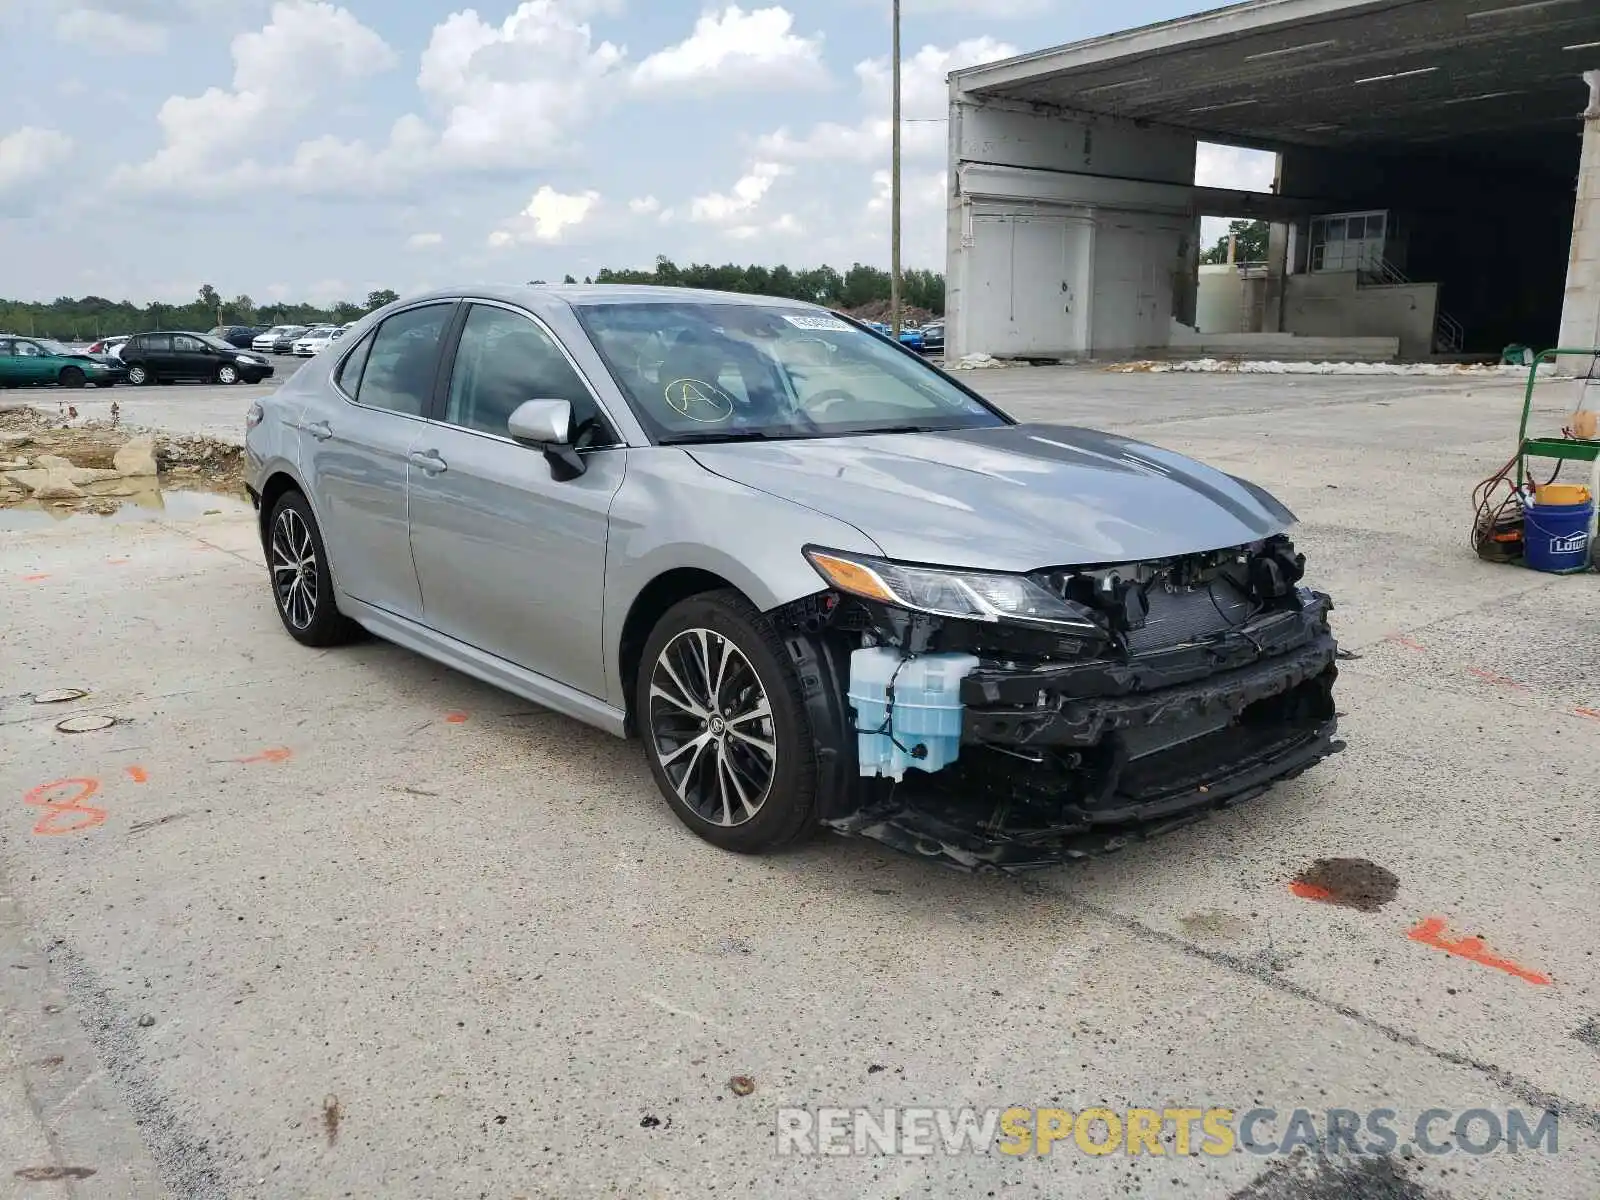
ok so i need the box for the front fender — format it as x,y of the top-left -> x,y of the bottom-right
602,449 -> 882,711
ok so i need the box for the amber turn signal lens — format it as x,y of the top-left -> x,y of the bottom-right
807,552 -> 896,603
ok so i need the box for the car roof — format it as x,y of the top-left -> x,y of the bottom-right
395,283 -> 830,318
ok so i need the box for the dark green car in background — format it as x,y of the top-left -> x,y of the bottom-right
0,336 -> 126,388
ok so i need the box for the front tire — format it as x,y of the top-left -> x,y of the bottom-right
58,366 -> 85,388
637,590 -> 819,853
266,490 -> 361,647
217,364 -> 239,385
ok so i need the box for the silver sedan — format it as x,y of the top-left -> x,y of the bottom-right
245,285 -> 1340,868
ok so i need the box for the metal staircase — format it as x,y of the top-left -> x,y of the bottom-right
1358,257 -> 1463,354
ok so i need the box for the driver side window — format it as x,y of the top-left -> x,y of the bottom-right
444,305 -> 612,444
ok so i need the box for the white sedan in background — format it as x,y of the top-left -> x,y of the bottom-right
292,326 -> 340,356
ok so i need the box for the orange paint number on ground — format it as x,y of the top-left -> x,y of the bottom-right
1574,708 -> 1600,721
21,573 -> 49,582
1407,917 -> 1550,986
1466,667 -> 1529,691
23,778 -> 109,836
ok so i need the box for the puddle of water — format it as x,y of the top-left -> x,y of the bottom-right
0,487 -> 250,531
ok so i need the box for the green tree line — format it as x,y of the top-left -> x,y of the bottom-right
580,257 -> 945,314
0,285 -> 402,342
2,259 -> 946,342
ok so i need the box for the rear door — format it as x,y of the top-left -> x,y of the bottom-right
138,334 -> 173,378
299,301 -> 456,620
406,301 -> 626,696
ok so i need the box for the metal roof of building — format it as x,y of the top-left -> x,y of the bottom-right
952,0 -> 1600,167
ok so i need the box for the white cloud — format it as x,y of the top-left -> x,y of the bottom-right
631,6 -> 826,94
406,231 -> 444,249
113,1 -> 397,194
689,162 -> 787,223
489,186 -> 602,246
49,0 -> 240,53
628,195 -> 660,215
418,0 -> 625,171
756,37 -> 1015,163
55,8 -> 166,53
0,127 -> 75,197
1195,142 -> 1278,192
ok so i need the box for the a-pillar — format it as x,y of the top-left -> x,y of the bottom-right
1261,221 -> 1291,333
1557,71 -> 1600,356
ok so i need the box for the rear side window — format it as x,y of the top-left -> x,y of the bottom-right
353,304 -> 452,417
144,335 -> 171,353
335,329 -> 376,397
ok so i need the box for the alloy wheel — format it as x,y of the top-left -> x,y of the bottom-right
647,627 -> 777,827
127,365 -> 147,385
270,507 -> 318,631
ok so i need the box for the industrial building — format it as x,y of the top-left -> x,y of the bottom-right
943,0 -> 1600,363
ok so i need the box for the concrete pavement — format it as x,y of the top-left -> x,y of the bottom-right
1,367 -> 1597,1198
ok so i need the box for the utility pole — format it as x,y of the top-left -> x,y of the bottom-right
890,0 -> 902,339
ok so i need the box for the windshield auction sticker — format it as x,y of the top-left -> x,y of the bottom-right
782,314 -> 853,332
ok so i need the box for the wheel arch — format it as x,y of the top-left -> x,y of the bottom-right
616,567 -> 746,735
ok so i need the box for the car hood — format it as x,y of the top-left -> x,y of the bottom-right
686,423 -> 1296,572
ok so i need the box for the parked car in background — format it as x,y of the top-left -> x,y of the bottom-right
292,326 -> 340,356
332,321 -> 358,340
244,284 -> 1338,867
86,334 -> 131,359
863,319 -> 927,353
120,331 -> 275,385
253,325 -> 301,354
919,321 -> 945,356
209,325 -> 265,349
0,336 -> 125,388
271,326 -> 310,354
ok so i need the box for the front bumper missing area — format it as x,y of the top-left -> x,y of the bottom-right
826,595 -> 1342,871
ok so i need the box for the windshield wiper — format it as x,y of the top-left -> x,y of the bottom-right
657,430 -> 795,446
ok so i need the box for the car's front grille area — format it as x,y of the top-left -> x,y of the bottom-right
1124,576 -> 1254,654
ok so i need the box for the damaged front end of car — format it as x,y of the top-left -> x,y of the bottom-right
770,536 -> 1342,872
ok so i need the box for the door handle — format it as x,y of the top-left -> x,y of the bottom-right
302,420 -> 333,441
408,449 -> 448,474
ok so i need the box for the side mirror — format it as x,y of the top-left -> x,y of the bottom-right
507,398 -> 585,480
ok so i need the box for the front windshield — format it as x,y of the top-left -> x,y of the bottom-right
573,302 -> 1006,444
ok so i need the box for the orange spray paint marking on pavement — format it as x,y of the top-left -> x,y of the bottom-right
1289,881 -> 1334,902
22,574 -> 49,582
1466,667 -> 1529,691
234,747 -> 293,765
1385,635 -> 1426,652
1407,917 -> 1550,986
1574,708 -> 1600,721
444,712 -> 469,725
124,766 -> 149,783
107,558 -> 130,566
23,779 -> 108,836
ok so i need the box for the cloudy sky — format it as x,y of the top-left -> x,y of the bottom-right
0,0 -> 1273,305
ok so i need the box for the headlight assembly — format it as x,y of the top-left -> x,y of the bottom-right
805,547 -> 1104,633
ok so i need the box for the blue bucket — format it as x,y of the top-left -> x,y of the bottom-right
1523,499 -> 1593,574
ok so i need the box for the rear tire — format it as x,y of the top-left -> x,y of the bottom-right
126,364 -> 150,385
637,590 -> 820,854
265,490 -> 362,648
58,367 -> 85,388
